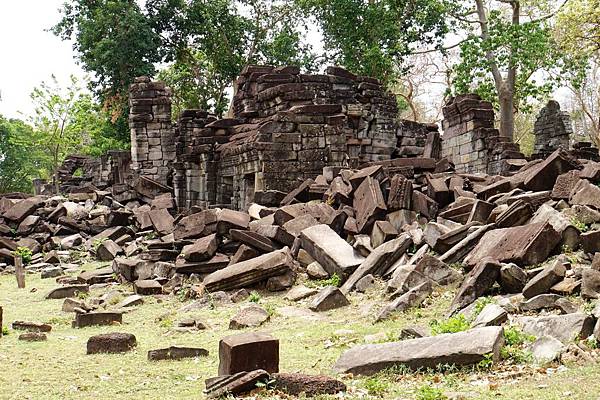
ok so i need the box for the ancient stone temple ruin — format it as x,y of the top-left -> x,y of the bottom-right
532,100 -> 573,159
441,94 -> 526,175
128,66 -> 439,210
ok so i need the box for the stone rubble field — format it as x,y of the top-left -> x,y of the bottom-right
4,147 -> 600,398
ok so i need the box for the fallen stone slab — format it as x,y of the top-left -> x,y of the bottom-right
333,326 -> 504,375
516,313 -> 594,343
272,373 -> 346,396
204,370 -> 270,399
182,234 -> 218,262
581,230 -> 600,254
148,346 -> 209,361
11,321 -> 52,332
284,286 -> 317,301
582,268 -> 600,299
450,259 -> 501,315
309,286 -> 350,312
530,335 -> 565,365
300,224 -> 365,278
229,305 -> 270,329
354,176 -> 387,233
62,298 -> 89,313
45,284 -> 89,300
218,332 -> 279,375
73,312 -> 123,328
18,332 -> 47,342
96,239 -> 122,261
522,256 -> 568,299
470,304 -> 508,328
464,222 -> 560,268
230,229 -> 278,253
78,266 -> 114,284
522,148 -> 580,191
570,179 -> 600,210
148,208 -> 175,235
202,248 -> 293,292
134,279 -> 163,295
341,234 -> 412,293
376,281 -> 432,322
520,294 -> 565,312
3,197 -> 44,223
499,263 -> 527,293
87,332 -> 137,354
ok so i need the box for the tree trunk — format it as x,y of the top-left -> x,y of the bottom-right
498,90 -> 514,141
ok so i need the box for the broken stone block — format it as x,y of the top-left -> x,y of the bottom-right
182,233 -> 218,262
218,332 -> 279,375
333,326 -> 504,375
470,304 -> 507,328
353,176 -> 387,233
376,281 -> 432,322
266,270 -> 295,291
229,244 -> 260,265
272,373 -> 346,396
11,321 -> 52,332
148,346 -> 209,361
78,266 -> 114,284
204,370 -> 270,399
498,263 -> 528,293
581,269 -> 600,299
570,179 -> 600,210
387,174 -> 413,211
370,220 -> 398,249
96,239 -> 122,261
341,234 -> 412,293
414,254 -> 462,286
522,256 -> 568,299
530,336 -> 565,365
355,274 -> 376,293
148,209 -> 175,235
87,332 -> 137,354
307,261 -> 329,279
282,214 -> 319,237
467,200 -> 495,224
3,197 -> 44,223
520,294 -> 564,312
300,224 -> 365,278
426,175 -> 451,207
411,191 -> 438,219
284,286 -> 317,301
202,248 -> 293,292
309,286 -> 350,312
450,259 -> 501,315
464,222 -> 561,268
230,229 -> 277,253
552,170 -> 581,199
45,284 -> 89,300
523,149 -> 580,191
41,266 -> 64,279
134,280 -> 163,295
62,298 -> 88,313
516,313 -> 594,343
399,325 -> 430,340
73,312 -> 122,328
229,305 -> 270,329
216,209 -> 251,234
18,332 -> 47,342
580,230 -> 600,254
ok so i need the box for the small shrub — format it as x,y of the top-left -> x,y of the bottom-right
570,217 -> 589,233
476,353 -> 494,371
429,314 -> 470,335
449,262 -> 464,271
2,326 -> 9,335
248,291 -> 261,303
501,325 -> 535,364
159,318 -> 174,329
415,385 -> 447,400
585,336 -> 599,350
255,377 -> 276,390
472,297 -> 494,318
92,238 -> 107,252
76,290 -> 89,300
306,273 -> 342,288
13,246 -> 33,265
364,376 -> 389,397
503,326 -> 535,346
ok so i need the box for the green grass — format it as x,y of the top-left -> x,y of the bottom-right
1,270 -> 600,399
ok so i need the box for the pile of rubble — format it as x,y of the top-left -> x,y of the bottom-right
4,146 -> 600,394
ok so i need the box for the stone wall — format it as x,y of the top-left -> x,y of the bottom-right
128,77 -> 176,186
532,100 -> 572,159
441,94 -> 525,175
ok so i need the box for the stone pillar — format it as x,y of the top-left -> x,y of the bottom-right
532,100 -> 572,159
128,77 -> 176,186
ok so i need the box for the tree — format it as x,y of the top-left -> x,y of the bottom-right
555,0 -> 600,56
451,0 -> 581,140
0,117 -> 41,193
148,0 -> 318,116
53,0 -> 161,124
29,75 -> 89,192
299,0 -> 450,86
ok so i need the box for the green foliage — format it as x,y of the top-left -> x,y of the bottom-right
570,217 -> 590,233
299,0 -> 450,86
13,247 -> 33,265
429,314 -> 469,335
501,325 -> 535,364
53,0 -> 161,121
504,325 -> 535,346
2,326 -> 9,336
472,297 -> 494,318
476,353 -> 495,371
0,116 -> 39,193
255,376 -> 276,390
364,376 -> 390,397
92,238 -> 108,252
307,273 -> 342,288
415,384 -> 447,400
248,291 -> 261,303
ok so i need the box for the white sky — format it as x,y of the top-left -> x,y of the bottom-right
0,0 -> 85,120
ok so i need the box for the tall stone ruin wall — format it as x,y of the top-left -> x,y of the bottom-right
129,65 -> 438,211
441,94 -> 526,175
